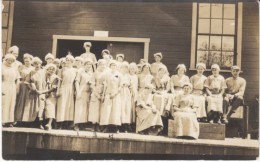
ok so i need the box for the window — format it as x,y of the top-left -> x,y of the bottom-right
190,2 -> 243,71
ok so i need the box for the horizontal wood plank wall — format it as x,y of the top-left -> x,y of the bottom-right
12,1 -> 192,74
241,2 -> 259,105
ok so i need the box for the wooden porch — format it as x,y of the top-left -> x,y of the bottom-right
2,127 -> 259,160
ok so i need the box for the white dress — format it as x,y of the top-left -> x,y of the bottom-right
56,67 -> 77,122
100,71 -> 122,126
74,68 -> 92,124
130,74 -> 138,123
2,64 -> 20,123
120,73 -> 132,124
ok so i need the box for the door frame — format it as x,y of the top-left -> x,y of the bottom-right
52,35 -> 150,61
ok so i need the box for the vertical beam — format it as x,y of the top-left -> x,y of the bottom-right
144,42 -> 149,62
190,2 -> 197,69
52,35 -> 58,58
237,2 -> 243,68
6,1 -> 14,49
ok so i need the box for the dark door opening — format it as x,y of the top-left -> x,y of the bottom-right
56,40 -> 108,60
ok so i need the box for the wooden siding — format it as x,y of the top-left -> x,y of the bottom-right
12,1 -> 192,73
241,2 -> 259,104
11,1 -> 259,104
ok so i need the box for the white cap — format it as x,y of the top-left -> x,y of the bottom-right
231,65 -> 240,70
32,57 -> 42,64
45,53 -> 54,61
109,60 -> 118,66
84,58 -> 93,64
75,56 -> 84,63
23,53 -> 33,60
45,63 -> 57,71
154,52 -> 163,58
7,46 -> 19,54
97,59 -> 106,65
66,54 -> 75,61
101,49 -> 110,56
182,82 -> 193,89
196,63 -> 206,69
176,64 -> 187,72
83,42 -> 92,47
211,64 -> 220,70
4,53 -> 16,61
116,54 -> 124,59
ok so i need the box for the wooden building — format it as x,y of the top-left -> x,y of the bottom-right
1,0 -> 259,159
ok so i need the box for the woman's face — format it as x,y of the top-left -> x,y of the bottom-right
177,68 -> 185,75
183,86 -> 191,94
85,62 -> 92,71
154,56 -> 161,63
143,66 -> 149,73
75,60 -> 83,67
46,67 -> 55,76
84,46 -> 91,52
117,57 -> 123,62
110,64 -> 117,71
137,66 -> 142,74
46,58 -> 54,64
98,62 -> 106,71
66,58 -> 73,66
129,67 -> 136,74
54,61 -> 60,68
197,66 -> 205,74
33,62 -> 41,69
24,57 -> 32,66
61,62 -> 66,68
5,58 -> 15,66
212,68 -> 219,76
122,66 -> 129,73
158,68 -> 166,76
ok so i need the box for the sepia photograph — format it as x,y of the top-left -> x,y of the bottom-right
1,0 -> 259,160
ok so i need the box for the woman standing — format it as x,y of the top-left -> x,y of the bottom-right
23,57 -> 45,127
150,52 -> 167,78
100,60 -> 122,133
190,63 -> 207,122
171,82 -> 199,139
88,59 -> 107,132
15,53 -> 34,125
45,53 -> 54,65
129,62 -> 138,129
74,58 -> 93,131
2,54 -> 21,127
138,63 -> 154,93
136,84 -> 163,135
56,54 -> 77,129
120,62 -> 132,132
36,64 -> 60,130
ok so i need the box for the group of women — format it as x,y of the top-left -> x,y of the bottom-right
2,43 -> 230,139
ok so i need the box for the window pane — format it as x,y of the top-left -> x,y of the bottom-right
222,52 -> 234,67
197,35 -> 209,50
211,19 -> 223,34
199,3 -> 210,18
198,19 -> 210,33
224,4 -> 235,19
223,20 -> 235,35
197,51 -> 208,65
210,36 -> 221,51
211,4 -> 223,18
222,36 -> 234,51
209,51 -> 222,67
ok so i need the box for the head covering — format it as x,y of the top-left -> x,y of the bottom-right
7,46 -> 19,55
45,63 -> 57,71
23,53 -> 33,60
196,63 -> 206,70
211,64 -> 220,70
75,56 -> 84,63
116,54 -> 124,59
154,52 -> 163,58
101,49 -> 110,56
140,59 -> 146,64
129,62 -> 137,69
45,53 -> 54,61
121,61 -> 129,68
32,57 -> 42,64
176,64 -> 187,72
66,54 -> 75,61
54,58 -> 60,63
142,62 -> 151,69
4,53 -> 16,61
182,82 -> 193,89
144,83 -> 155,90
98,59 -> 106,65
83,42 -> 92,47
84,58 -> 93,64
109,60 -> 117,66
231,65 -> 240,71
60,57 -> 66,63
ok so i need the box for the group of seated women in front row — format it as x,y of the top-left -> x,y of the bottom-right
2,43 -> 246,139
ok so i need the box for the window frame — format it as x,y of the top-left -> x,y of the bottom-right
190,2 -> 243,72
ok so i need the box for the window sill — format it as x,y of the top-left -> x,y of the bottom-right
189,68 -> 243,73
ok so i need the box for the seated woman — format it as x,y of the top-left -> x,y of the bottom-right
171,82 -> 199,139
136,84 -> 163,135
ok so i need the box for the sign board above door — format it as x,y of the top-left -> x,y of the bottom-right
94,31 -> 109,37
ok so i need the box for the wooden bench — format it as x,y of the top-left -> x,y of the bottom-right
168,119 -> 225,140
